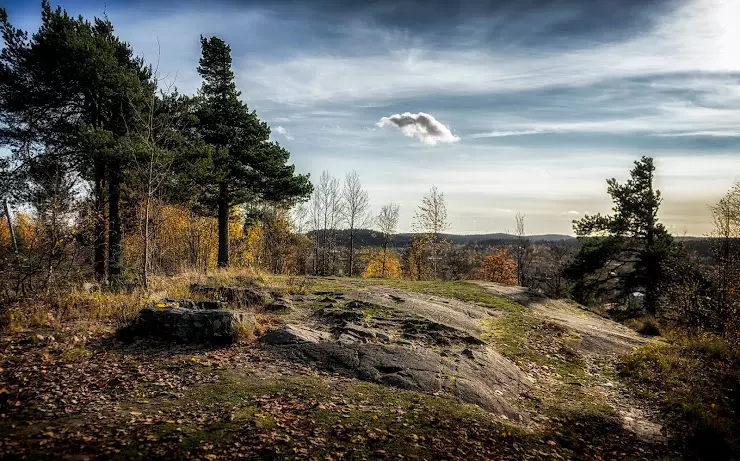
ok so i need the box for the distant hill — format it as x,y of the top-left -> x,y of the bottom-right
306,229 -> 575,248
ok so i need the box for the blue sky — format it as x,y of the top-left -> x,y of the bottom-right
5,0 -> 740,235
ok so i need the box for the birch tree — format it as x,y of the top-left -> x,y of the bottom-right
376,202 -> 399,277
413,186 -> 449,279
342,170 -> 370,276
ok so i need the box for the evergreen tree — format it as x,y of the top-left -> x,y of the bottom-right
0,2 -> 154,284
567,156 -> 674,314
193,36 -> 312,267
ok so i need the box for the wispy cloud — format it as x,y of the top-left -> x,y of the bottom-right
376,112 -> 459,145
274,125 -> 294,140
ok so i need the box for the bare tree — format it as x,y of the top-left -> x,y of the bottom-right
342,170 -> 371,276
308,183 -> 323,274
709,184 -> 740,328
414,186 -> 449,278
376,202 -> 400,277
309,171 -> 343,275
292,202 -> 309,235
531,241 -> 576,297
515,213 -> 531,287
120,45 -> 191,288
324,174 -> 343,275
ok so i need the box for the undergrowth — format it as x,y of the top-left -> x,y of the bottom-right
618,334 -> 740,460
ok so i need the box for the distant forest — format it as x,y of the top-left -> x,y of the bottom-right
308,229 -> 575,248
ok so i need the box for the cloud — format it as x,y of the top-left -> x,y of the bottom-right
376,112 -> 459,145
566,210 -> 580,215
274,125 -> 294,140
239,0 -> 739,106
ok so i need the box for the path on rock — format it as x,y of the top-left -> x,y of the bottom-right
471,281 -> 664,441
471,281 -> 649,355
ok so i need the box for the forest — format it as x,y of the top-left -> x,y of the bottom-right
1,2 -> 739,461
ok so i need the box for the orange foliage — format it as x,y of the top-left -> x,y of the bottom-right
476,248 -> 517,285
363,249 -> 402,278
0,219 -> 9,247
125,202 -> 223,273
14,213 -> 39,245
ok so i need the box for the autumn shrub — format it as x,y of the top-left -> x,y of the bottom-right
475,248 -> 518,285
363,249 -> 402,278
123,203 -> 256,275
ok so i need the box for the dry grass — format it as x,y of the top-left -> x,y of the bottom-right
2,267 -> 271,332
4,290 -> 148,332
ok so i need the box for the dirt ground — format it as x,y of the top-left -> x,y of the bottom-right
0,278 -> 684,460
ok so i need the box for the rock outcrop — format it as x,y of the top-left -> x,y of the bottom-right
119,304 -> 255,344
189,285 -> 268,308
261,298 -> 531,421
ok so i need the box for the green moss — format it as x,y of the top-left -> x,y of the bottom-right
176,371 -> 548,459
187,371 -> 330,406
357,279 -> 524,313
480,311 -> 617,418
59,346 -> 93,362
262,274 -> 355,294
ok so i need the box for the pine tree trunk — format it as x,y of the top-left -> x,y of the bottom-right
217,182 -> 230,268
644,167 -> 657,316
107,169 -> 123,286
93,161 -> 107,282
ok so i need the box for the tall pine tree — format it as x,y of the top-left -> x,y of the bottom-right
194,36 -> 312,267
567,156 -> 675,314
1,1 -> 154,284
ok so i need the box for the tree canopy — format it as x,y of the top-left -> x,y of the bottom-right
567,156 -> 675,314
192,36 -> 312,267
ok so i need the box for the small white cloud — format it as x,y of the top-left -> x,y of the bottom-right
274,125 -> 294,140
376,112 -> 459,145
566,210 -> 580,215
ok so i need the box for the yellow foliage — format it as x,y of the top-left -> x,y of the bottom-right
14,212 -> 39,245
228,210 -> 250,267
363,249 -> 402,278
124,202 -> 220,273
0,220 -> 9,246
244,224 -> 264,267
476,248 -> 517,285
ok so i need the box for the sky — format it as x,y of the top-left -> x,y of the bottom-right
4,0 -> 740,235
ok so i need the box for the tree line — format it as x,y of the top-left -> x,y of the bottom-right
0,2 -> 311,291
